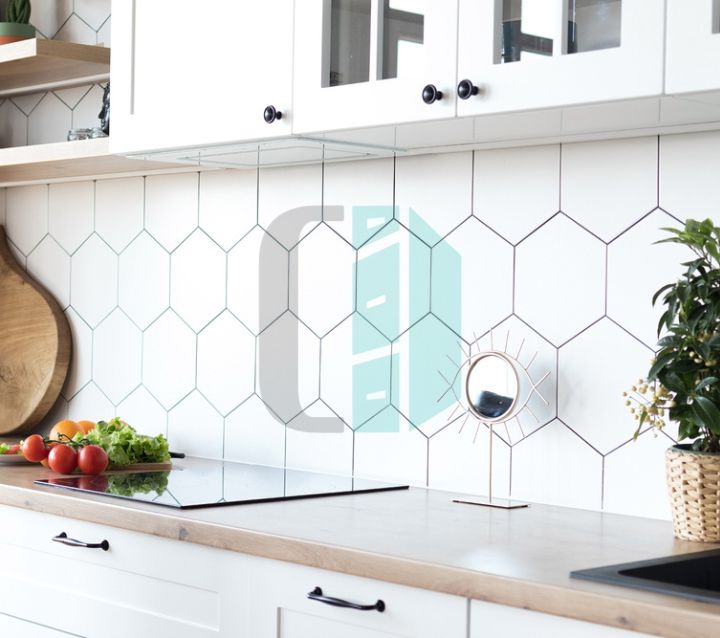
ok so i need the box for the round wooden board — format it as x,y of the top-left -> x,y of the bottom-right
0,225 -> 71,435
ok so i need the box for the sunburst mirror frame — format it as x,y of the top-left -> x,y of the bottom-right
438,330 -> 551,510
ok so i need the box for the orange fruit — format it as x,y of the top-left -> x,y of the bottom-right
49,420 -> 82,444
76,420 -> 96,434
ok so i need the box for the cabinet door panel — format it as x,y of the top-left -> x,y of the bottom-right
666,1 -> 720,95
245,556 -> 467,638
111,0 -> 293,154
293,0 -> 458,133
470,600 -> 656,638
0,613 -> 76,638
457,0 -> 664,116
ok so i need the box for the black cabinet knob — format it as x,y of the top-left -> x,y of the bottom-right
457,79 -> 479,100
263,105 -> 283,123
421,84 -> 443,104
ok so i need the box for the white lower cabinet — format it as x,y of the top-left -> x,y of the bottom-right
242,556 -> 468,637
470,600 -> 656,638
0,505 -> 248,637
0,612 -> 77,637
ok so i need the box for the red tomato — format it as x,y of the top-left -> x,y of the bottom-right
22,434 -> 48,462
47,444 -> 78,474
77,445 -> 108,475
2,444 -> 20,455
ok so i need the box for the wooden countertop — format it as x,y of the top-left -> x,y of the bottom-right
0,459 -> 718,638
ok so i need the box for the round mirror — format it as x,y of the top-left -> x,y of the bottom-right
465,353 -> 519,422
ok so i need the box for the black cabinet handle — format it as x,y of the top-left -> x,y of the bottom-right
52,531 -> 109,551
457,79 -> 479,99
264,105 -> 283,123
421,84 -> 443,104
307,586 -> 385,612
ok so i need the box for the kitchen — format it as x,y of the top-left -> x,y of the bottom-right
0,1 -> 719,636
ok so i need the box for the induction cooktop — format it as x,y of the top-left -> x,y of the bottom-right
34,457 -> 408,509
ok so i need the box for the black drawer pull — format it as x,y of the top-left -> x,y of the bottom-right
307,586 -> 385,612
52,531 -> 109,551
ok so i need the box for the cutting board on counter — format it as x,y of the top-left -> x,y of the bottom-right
0,225 -> 71,435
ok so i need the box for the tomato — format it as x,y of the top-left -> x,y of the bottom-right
47,444 -> 78,474
49,420 -> 82,444
22,434 -> 48,462
0,443 -> 20,455
78,445 -> 108,475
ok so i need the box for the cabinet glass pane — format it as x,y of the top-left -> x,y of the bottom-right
326,0 -> 372,87
567,0 -> 622,54
381,0 -> 425,80
499,0 -> 557,63
497,0 -> 621,64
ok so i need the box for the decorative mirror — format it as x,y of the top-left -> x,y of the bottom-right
439,331 -> 551,510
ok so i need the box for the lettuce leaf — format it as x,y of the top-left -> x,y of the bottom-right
79,417 -> 170,467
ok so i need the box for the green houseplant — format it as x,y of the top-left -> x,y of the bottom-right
0,0 -> 34,45
627,218 -> 720,541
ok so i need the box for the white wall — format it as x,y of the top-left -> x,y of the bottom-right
4,131 -> 717,519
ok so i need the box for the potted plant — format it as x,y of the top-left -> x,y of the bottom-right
626,218 -> 720,542
0,0 -> 34,45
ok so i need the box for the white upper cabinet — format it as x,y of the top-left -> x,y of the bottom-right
456,0 -> 665,117
110,0 -> 294,155
292,0 -> 458,133
666,1 -> 720,95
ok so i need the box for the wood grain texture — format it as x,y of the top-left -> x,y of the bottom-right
0,460 -> 718,638
0,39 -> 109,93
0,225 -> 71,434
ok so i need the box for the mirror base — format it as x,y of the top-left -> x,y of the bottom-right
452,497 -> 529,510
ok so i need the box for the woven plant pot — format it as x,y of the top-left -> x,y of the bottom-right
666,445 -> 720,542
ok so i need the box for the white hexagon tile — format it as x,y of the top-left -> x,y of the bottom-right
170,229 -> 226,332
70,234 -> 118,327
142,310 -> 196,410
607,210 -> 691,348
225,395 -> 286,468
432,217 -> 513,342
561,136 -> 658,241
515,214 -> 605,346
259,163 -> 322,250
323,157 -> 394,248
395,152 -> 472,246
117,387 -> 167,436
48,182 -> 94,254
26,236 -> 70,309
227,226 -> 288,335
0,100 -> 27,147
95,177 -> 144,253
67,382 -> 114,423
145,173 -> 199,251
289,223 -> 355,337
119,232 -> 170,330
61,307 -> 92,401
197,311 -> 255,416
256,312 -> 320,423
558,319 -> 655,455
473,144 -> 559,244
28,93 -> 71,145
320,313 -> 392,430
511,421 -> 603,510
199,170 -> 256,251
93,309 -> 142,405
168,391 -> 224,459
660,130 -> 720,223
5,184 -> 47,256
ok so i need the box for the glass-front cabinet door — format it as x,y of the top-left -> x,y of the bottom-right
456,0 -> 664,117
292,0 -> 458,134
666,1 -> 720,95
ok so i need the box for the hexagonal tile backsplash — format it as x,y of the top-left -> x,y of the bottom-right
6,131 -> 712,521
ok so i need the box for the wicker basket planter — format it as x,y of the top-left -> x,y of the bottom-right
666,445 -> 720,542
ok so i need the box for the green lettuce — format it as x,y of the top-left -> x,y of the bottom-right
78,417 -> 170,467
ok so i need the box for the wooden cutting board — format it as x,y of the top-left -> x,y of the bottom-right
0,225 -> 71,435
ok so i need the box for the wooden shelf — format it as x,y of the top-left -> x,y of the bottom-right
0,138 -> 190,185
0,39 -> 110,96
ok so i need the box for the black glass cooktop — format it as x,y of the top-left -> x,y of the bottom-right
34,457 -> 408,509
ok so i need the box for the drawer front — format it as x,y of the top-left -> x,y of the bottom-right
0,505 -> 247,637
245,556 -> 467,638
470,600 -> 656,638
